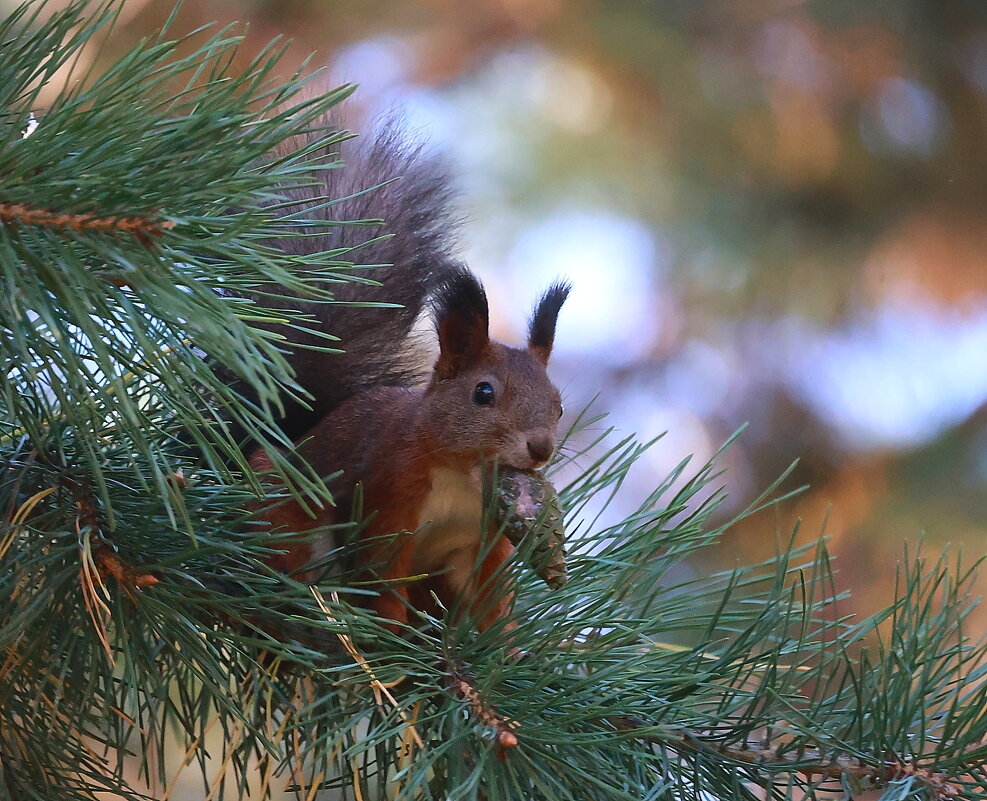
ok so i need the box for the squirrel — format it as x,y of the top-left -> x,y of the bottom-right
245,118 -> 569,633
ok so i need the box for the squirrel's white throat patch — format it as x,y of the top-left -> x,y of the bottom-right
412,466 -> 484,574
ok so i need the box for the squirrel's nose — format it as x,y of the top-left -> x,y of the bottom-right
526,436 -> 554,465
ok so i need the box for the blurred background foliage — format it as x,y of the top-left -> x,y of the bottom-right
19,0 -> 987,622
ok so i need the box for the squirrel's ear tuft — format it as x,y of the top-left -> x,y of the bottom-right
433,267 -> 490,378
527,281 -> 571,364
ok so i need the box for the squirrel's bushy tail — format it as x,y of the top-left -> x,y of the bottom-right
241,118 -> 461,443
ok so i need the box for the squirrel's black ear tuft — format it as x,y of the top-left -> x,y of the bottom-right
527,280 -> 571,364
432,267 -> 490,378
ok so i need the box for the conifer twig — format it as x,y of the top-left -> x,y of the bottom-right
0,201 -> 174,246
70,478 -> 158,591
608,718 -> 965,799
92,547 -> 159,588
447,663 -> 518,749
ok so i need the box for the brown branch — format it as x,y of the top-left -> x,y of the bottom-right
608,717 -> 964,800
448,666 -> 518,750
0,201 -> 174,246
93,548 -> 159,588
68,476 -> 159,591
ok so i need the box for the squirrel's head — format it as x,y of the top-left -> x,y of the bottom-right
424,268 -> 569,471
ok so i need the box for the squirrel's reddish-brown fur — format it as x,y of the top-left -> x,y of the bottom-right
248,122 -> 569,632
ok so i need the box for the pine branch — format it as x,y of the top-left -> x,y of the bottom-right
0,201 -> 175,242
0,0 -> 364,521
3,415 -> 986,799
448,663 -> 519,751
608,719 -> 968,800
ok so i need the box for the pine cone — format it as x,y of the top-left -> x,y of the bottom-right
485,469 -> 567,590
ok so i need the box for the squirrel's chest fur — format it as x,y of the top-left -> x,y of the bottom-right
410,466 -> 484,573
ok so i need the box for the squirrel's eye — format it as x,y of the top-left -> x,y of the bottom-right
558,404 -> 564,420
472,381 -> 496,406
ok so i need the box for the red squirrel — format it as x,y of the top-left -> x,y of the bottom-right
245,122 -> 569,632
